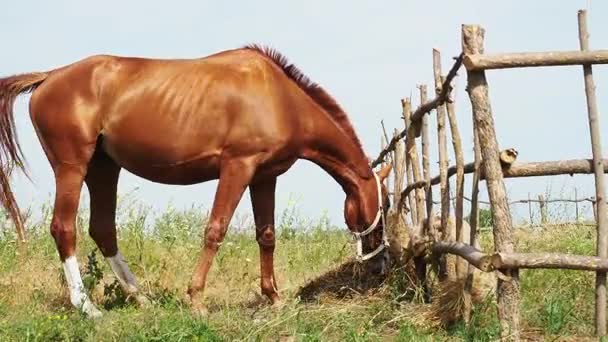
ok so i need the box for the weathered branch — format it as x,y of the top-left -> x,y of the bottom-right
463,50 -> 608,71
492,253 -> 608,272
402,158 -> 608,200
433,241 -> 494,272
371,53 -> 464,168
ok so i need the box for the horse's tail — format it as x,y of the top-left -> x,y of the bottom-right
0,71 -> 49,243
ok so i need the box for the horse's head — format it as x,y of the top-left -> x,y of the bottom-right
344,163 -> 392,274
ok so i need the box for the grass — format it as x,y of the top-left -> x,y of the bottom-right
0,198 -> 601,341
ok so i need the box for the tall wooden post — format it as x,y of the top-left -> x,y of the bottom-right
575,187 -> 580,222
404,99 -> 426,227
433,50 -> 455,281
444,74 -> 468,279
462,24 -> 520,341
578,9 -> 608,336
420,85 -> 434,240
464,120 -> 482,324
405,96 -> 429,301
528,193 -> 534,227
402,98 -> 418,225
538,194 -> 548,224
392,129 -> 405,209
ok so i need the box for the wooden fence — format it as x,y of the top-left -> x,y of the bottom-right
372,9 -> 608,341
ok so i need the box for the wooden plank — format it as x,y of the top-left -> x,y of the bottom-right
463,24 -> 520,341
578,9 -> 608,337
463,50 -> 608,71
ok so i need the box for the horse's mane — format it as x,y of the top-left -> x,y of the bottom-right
243,44 -> 364,155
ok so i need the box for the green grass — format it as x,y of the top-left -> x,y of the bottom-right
0,200 -> 601,341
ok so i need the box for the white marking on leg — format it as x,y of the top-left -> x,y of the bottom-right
62,256 -> 102,318
107,251 -> 138,293
107,251 -> 149,306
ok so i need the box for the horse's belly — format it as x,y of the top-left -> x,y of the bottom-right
101,136 -> 221,185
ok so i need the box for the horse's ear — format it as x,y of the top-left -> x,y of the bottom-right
377,163 -> 392,182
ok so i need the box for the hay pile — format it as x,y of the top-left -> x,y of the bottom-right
295,211 -> 497,327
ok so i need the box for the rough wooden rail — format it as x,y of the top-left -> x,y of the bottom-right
432,245 -> 608,273
492,253 -> 608,272
463,50 -> 608,71
399,157 -> 608,208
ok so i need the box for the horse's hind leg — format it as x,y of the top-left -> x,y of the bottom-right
51,162 -> 103,318
85,149 -> 148,307
250,177 -> 281,306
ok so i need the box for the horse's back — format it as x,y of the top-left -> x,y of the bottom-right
29,49 -> 304,184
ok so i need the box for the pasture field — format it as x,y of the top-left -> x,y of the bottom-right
0,198 -> 600,341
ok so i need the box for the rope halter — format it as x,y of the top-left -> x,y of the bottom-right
351,172 -> 389,262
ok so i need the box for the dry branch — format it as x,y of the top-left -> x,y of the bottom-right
371,53 -> 464,168
492,253 -> 608,272
463,50 -> 608,71
433,241 -> 494,272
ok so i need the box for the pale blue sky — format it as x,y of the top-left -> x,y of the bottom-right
1,1 -> 607,229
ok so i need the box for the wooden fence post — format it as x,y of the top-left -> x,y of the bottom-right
433,50 -> 456,281
578,9 -> 608,336
420,84 -> 435,240
464,118 -> 482,324
404,99 -> 426,227
463,24 -> 520,341
528,193 -> 534,227
538,194 -> 548,224
444,75 -> 468,280
392,129 -> 405,209
405,96 -> 429,301
575,187 -> 580,222
420,84 -> 438,291
402,98 -> 418,225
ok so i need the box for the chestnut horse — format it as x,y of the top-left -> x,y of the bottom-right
0,45 -> 391,317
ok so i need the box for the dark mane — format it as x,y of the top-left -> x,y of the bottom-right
243,44 -> 364,154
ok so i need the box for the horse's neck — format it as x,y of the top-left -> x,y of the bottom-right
300,116 -> 377,223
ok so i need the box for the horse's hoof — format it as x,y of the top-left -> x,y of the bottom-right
82,300 -> 103,319
191,305 -> 209,319
134,294 -> 151,308
270,299 -> 285,311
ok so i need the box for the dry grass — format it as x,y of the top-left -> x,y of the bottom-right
0,201 -> 601,341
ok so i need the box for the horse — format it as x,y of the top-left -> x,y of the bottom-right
0,45 -> 392,317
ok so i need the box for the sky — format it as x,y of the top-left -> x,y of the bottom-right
1,1 -> 607,231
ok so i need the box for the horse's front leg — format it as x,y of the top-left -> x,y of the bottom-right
187,157 -> 257,316
250,177 -> 281,306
